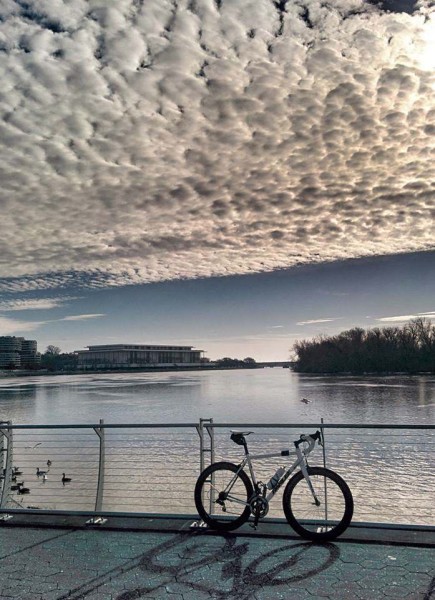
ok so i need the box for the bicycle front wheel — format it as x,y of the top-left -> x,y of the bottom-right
194,461 -> 253,531
283,466 -> 353,542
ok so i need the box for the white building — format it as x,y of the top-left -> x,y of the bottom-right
0,337 -> 40,368
76,344 -> 204,369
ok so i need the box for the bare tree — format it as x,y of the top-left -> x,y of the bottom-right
45,345 -> 61,355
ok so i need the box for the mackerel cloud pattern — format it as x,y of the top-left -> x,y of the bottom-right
0,0 -> 434,290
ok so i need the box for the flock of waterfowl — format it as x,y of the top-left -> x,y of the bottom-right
2,460 -> 73,497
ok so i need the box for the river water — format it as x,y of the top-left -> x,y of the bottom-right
1,368 -> 435,424
1,369 -> 434,526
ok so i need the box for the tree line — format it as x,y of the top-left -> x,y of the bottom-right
39,346 -> 78,371
213,357 -> 257,368
293,318 -> 435,374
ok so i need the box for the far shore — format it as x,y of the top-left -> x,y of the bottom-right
0,364 -> 271,378
1,366 -> 434,379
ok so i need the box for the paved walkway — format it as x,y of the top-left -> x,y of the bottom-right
0,526 -> 434,599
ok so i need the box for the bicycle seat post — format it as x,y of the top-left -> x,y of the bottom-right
230,432 -> 251,454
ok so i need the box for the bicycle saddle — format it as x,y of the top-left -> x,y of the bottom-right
230,431 -> 253,446
229,430 -> 254,435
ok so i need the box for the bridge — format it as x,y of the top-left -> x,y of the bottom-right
257,361 -> 293,368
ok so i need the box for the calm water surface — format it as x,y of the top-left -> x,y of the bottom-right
1,368 -> 435,424
1,370 -> 434,525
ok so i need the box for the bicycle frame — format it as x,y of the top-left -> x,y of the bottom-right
222,436 -> 318,507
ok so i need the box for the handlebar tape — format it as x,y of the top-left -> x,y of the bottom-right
294,430 -> 321,448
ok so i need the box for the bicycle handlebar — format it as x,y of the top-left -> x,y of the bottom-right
294,430 -> 322,448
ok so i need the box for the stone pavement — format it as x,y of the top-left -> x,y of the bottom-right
0,526 -> 434,600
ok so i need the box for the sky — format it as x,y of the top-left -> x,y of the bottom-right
0,0 -> 434,361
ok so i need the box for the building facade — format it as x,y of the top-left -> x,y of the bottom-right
0,337 -> 40,368
76,344 -> 204,369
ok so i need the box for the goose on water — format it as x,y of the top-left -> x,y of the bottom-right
62,473 -> 72,483
36,467 -> 47,477
17,483 -> 30,494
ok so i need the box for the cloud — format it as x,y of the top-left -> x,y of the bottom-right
377,311 -> 435,321
377,314 -> 419,322
0,1 -> 434,293
60,313 -> 105,321
297,318 -> 338,325
0,297 -> 77,311
0,316 -> 44,335
0,311 -> 104,335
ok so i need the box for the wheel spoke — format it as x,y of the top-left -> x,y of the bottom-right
283,467 -> 353,541
195,462 -> 253,531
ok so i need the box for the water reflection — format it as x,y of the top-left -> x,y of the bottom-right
1,371 -> 435,425
0,384 -> 37,423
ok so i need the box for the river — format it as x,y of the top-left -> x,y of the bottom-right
1,368 -> 435,424
1,369 -> 434,526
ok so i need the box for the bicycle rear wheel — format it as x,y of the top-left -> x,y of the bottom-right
283,466 -> 353,542
194,461 -> 253,531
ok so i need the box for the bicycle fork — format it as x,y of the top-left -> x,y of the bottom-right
298,450 -> 321,507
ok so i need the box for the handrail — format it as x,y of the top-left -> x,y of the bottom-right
204,423 -> 435,429
0,423 -> 199,429
2,422 -> 434,429
0,420 -> 434,531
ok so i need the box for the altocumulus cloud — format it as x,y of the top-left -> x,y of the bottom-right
0,0 -> 434,292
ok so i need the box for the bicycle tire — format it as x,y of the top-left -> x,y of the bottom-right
194,461 -> 253,531
283,466 -> 353,542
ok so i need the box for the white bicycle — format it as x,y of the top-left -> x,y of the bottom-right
194,430 -> 353,542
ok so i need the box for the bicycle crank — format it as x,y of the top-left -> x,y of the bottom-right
249,495 -> 269,519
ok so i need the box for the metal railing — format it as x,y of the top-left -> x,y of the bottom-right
1,420 -> 434,529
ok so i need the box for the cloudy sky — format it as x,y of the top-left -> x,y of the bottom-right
0,0 -> 434,360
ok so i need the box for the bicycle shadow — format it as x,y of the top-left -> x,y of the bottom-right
116,534 -> 340,600
62,531 -> 341,600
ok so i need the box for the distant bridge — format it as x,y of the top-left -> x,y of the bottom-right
257,361 -> 294,368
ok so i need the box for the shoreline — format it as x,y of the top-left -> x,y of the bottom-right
1,367 -> 434,379
0,364 -> 266,378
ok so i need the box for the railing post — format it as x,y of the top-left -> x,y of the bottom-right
320,417 -> 328,525
197,417 -> 214,469
197,419 -> 205,474
207,418 -> 214,465
206,419 -> 215,513
93,419 -> 105,513
196,418 -> 214,520
0,422 -> 13,510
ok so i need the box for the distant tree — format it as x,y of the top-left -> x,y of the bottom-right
243,357 -> 256,364
215,356 -> 257,368
216,357 -> 239,367
292,318 -> 435,374
45,345 -> 61,355
40,350 -> 78,371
